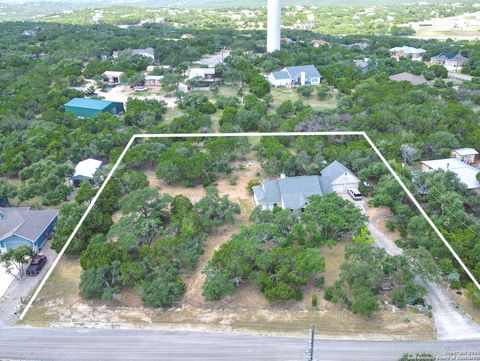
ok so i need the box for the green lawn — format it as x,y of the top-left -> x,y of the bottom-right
270,87 -> 338,111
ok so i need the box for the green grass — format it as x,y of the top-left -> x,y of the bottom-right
270,87 -> 338,111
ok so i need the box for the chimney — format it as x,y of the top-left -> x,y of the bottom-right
280,173 -> 286,178
300,71 -> 306,86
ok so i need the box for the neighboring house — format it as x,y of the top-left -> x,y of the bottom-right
430,53 -> 468,72
390,46 -> 426,61
181,33 -> 196,39
144,75 -> 163,87
253,161 -> 359,211
102,71 -> 124,86
268,65 -> 321,87
354,59 -> 370,74
451,148 -> 479,164
187,68 -> 217,83
22,30 -> 37,37
64,98 -> 125,118
112,47 -> 155,60
421,158 -> 480,194
345,42 -> 369,51
71,158 -> 103,187
0,207 -> 58,252
389,72 -> 427,86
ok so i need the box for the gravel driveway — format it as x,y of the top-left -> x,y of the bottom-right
342,194 -> 480,340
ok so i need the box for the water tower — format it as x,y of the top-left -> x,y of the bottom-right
267,0 -> 281,52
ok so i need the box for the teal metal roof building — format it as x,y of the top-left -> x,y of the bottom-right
64,98 -> 125,118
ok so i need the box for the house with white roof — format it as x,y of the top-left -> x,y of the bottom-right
268,65 -> 321,88
144,75 -> 163,87
71,158 -> 103,187
252,161 -> 359,211
421,158 -> 480,194
390,46 -> 426,61
451,148 -> 479,164
102,71 -> 124,86
112,47 -> 155,60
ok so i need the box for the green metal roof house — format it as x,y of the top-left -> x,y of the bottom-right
64,98 -> 125,118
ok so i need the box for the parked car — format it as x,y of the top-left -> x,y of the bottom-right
347,188 -> 362,201
133,86 -> 147,92
26,255 -> 47,276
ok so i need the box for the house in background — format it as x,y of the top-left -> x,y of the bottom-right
0,207 -> 58,252
430,53 -> 468,72
144,75 -> 163,87
102,71 -> 124,86
268,65 -> 321,88
421,158 -> 480,194
354,58 -> 370,74
345,42 -> 369,51
71,158 -> 103,187
451,148 -> 479,164
181,33 -> 196,39
389,72 -> 427,86
390,46 -> 426,61
253,161 -> 359,211
64,98 -> 125,118
112,47 -> 155,60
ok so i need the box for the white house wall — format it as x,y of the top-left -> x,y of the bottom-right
331,173 -> 360,193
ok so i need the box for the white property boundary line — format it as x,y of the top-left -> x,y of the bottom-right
19,131 -> 480,320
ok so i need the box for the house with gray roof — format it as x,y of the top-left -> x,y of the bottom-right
430,53 -> 468,72
389,72 -> 427,86
268,65 -> 321,88
253,161 -> 359,211
0,208 -> 58,252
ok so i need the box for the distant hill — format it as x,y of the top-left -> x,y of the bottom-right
0,0 -> 476,21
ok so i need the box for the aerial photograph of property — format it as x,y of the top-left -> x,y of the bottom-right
0,0 -> 480,360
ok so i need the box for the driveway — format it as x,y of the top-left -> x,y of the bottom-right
0,240 -> 57,327
342,194 -> 480,340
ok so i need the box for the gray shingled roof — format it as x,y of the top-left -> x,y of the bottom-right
0,207 -> 58,243
254,175 -> 333,210
320,160 -> 356,180
284,65 -> 321,80
271,71 -> 292,80
431,53 -> 468,63
389,72 -> 427,86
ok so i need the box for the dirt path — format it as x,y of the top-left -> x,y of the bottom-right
343,195 -> 480,340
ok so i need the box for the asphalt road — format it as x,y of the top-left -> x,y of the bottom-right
0,328 -> 480,361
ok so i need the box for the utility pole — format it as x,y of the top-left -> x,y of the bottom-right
306,325 -> 316,361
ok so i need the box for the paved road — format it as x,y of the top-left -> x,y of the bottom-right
346,196 -> 480,341
0,328 -> 479,361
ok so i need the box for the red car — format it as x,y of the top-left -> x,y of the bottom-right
26,255 -> 47,276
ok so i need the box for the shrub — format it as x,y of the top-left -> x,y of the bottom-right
247,179 -> 261,194
311,294 -> 318,307
314,277 -> 325,289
